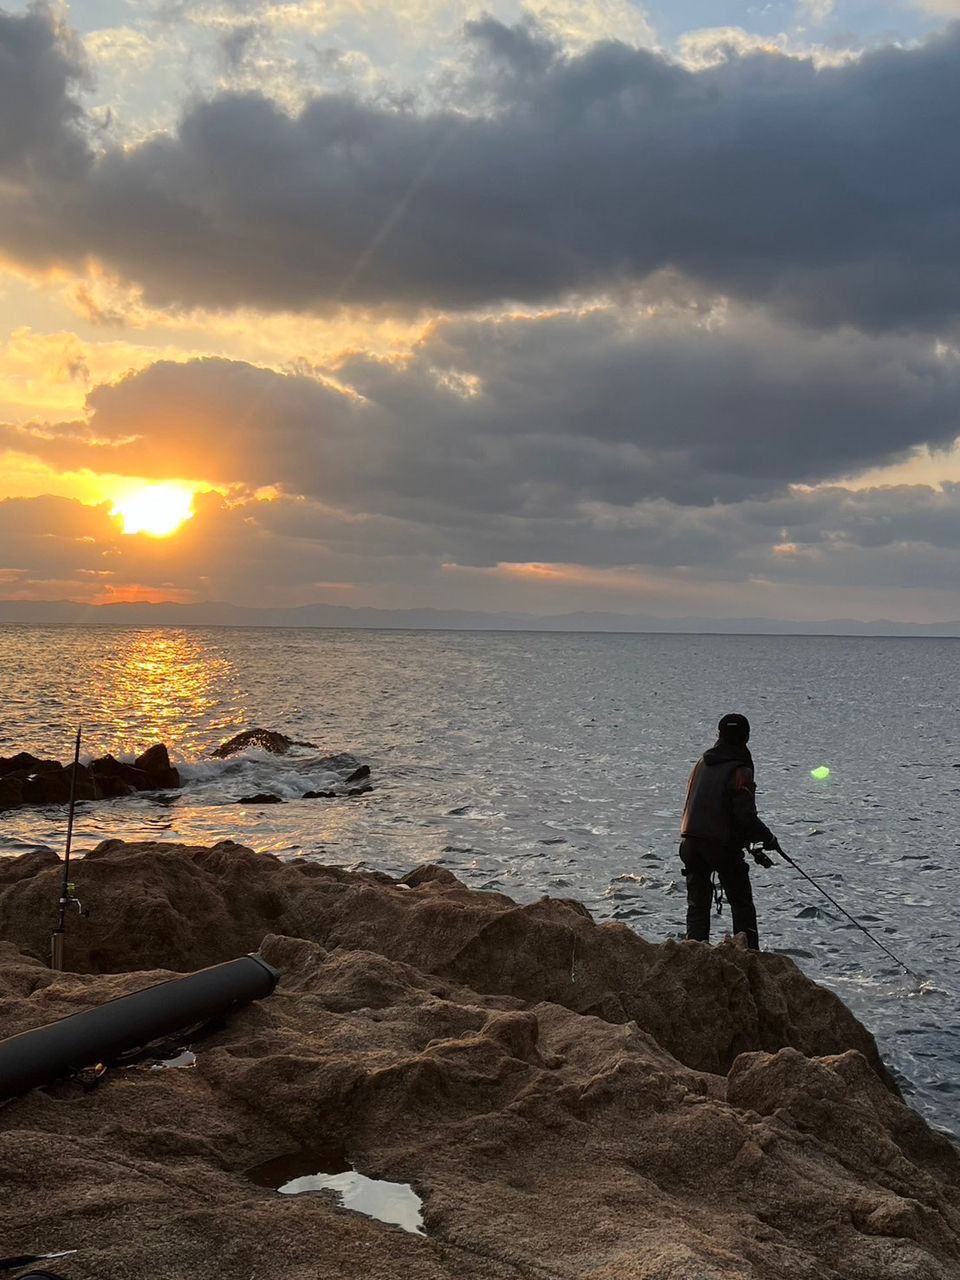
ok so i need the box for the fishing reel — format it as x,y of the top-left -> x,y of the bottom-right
747,843 -> 775,869
58,883 -> 90,919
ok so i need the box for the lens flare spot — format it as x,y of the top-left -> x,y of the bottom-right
112,485 -> 195,537
811,765 -> 831,780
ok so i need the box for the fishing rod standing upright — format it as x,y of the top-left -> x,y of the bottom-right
50,723 -> 83,972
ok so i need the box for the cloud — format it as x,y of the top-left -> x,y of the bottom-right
0,3 -> 88,177
0,326 -> 211,420
7,477 -> 960,618
796,0 -> 835,24
4,303 -> 960,557
0,356 -> 354,487
5,7 -> 960,330
910,0 -> 960,13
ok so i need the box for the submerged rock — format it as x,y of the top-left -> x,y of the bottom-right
301,760 -> 374,799
0,896 -> 958,1279
302,783 -> 372,799
237,793 -> 285,805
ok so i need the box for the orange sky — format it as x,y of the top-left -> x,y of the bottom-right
4,2 -> 960,623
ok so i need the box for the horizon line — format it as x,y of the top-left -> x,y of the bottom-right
2,596 -> 960,638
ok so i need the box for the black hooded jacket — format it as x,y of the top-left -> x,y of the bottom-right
680,741 -> 773,866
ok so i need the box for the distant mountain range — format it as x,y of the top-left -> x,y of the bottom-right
2,597 -> 960,636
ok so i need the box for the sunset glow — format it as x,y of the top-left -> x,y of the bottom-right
1,1 -> 960,624
112,485 -> 195,538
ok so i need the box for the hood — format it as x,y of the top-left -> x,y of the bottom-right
702,740 -> 753,767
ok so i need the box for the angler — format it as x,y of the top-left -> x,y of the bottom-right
679,712 -> 779,950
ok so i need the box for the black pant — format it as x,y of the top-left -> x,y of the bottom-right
682,849 -> 759,950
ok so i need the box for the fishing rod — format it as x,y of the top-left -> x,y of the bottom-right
772,841 -> 918,978
50,724 -> 84,973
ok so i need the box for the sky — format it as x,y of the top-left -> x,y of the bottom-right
3,0 -> 960,622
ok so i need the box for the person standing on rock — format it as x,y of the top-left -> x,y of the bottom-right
679,713 -> 779,950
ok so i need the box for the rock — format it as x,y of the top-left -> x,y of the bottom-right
0,840 -> 295,974
0,843 -> 894,1089
1,921 -> 958,1280
90,754 -> 151,793
316,751 -> 367,775
0,744 -> 181,811
402,865 -> 462,889
0,772 -> 25,811
134,743 -> 181,789
346,764 -> 371,783
92,772 -> 136,799
303,783 -> 372,799
0,848 -> 59,887
21,762 -> 98,806
211,728 -> 318,758
237,793 -> 285,805
0,752 -> 60,777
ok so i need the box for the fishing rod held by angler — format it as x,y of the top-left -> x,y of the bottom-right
773,841 -> 918,978
50,723 -> 85,972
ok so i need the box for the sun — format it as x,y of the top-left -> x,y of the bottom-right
112,484 -> 195,537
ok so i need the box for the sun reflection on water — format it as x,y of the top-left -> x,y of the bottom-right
90,630 -> 243,758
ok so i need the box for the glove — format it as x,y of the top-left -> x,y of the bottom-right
752,849 -> 774,868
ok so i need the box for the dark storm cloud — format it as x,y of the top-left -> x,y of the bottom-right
5,308 -> 960,523
5,5 -> 960,328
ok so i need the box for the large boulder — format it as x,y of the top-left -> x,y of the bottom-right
134,743 -> 180,789
0,842 -> 893,1085
0,929 -> 957,1279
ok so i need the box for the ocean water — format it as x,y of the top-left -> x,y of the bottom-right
2,625 -> 959,1134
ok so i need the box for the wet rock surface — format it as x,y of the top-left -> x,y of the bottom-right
303,783 -> 373,799
0,744 -> 180,812
212,728 -> 319,758
1,842 -> 959,1279
210,731 -> 373,801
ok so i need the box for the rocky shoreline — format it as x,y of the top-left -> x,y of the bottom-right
0,744 -> 180,812
0,729 -> 374,815
1,840 -> 959,1278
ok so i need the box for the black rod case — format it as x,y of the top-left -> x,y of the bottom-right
0,954 -> 279,1100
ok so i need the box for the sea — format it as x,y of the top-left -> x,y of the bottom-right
2,625 -> 959,1135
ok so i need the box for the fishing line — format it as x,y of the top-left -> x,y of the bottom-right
774,842 -> 919,979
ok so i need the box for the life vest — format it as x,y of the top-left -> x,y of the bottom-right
680,747 -> 752,865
